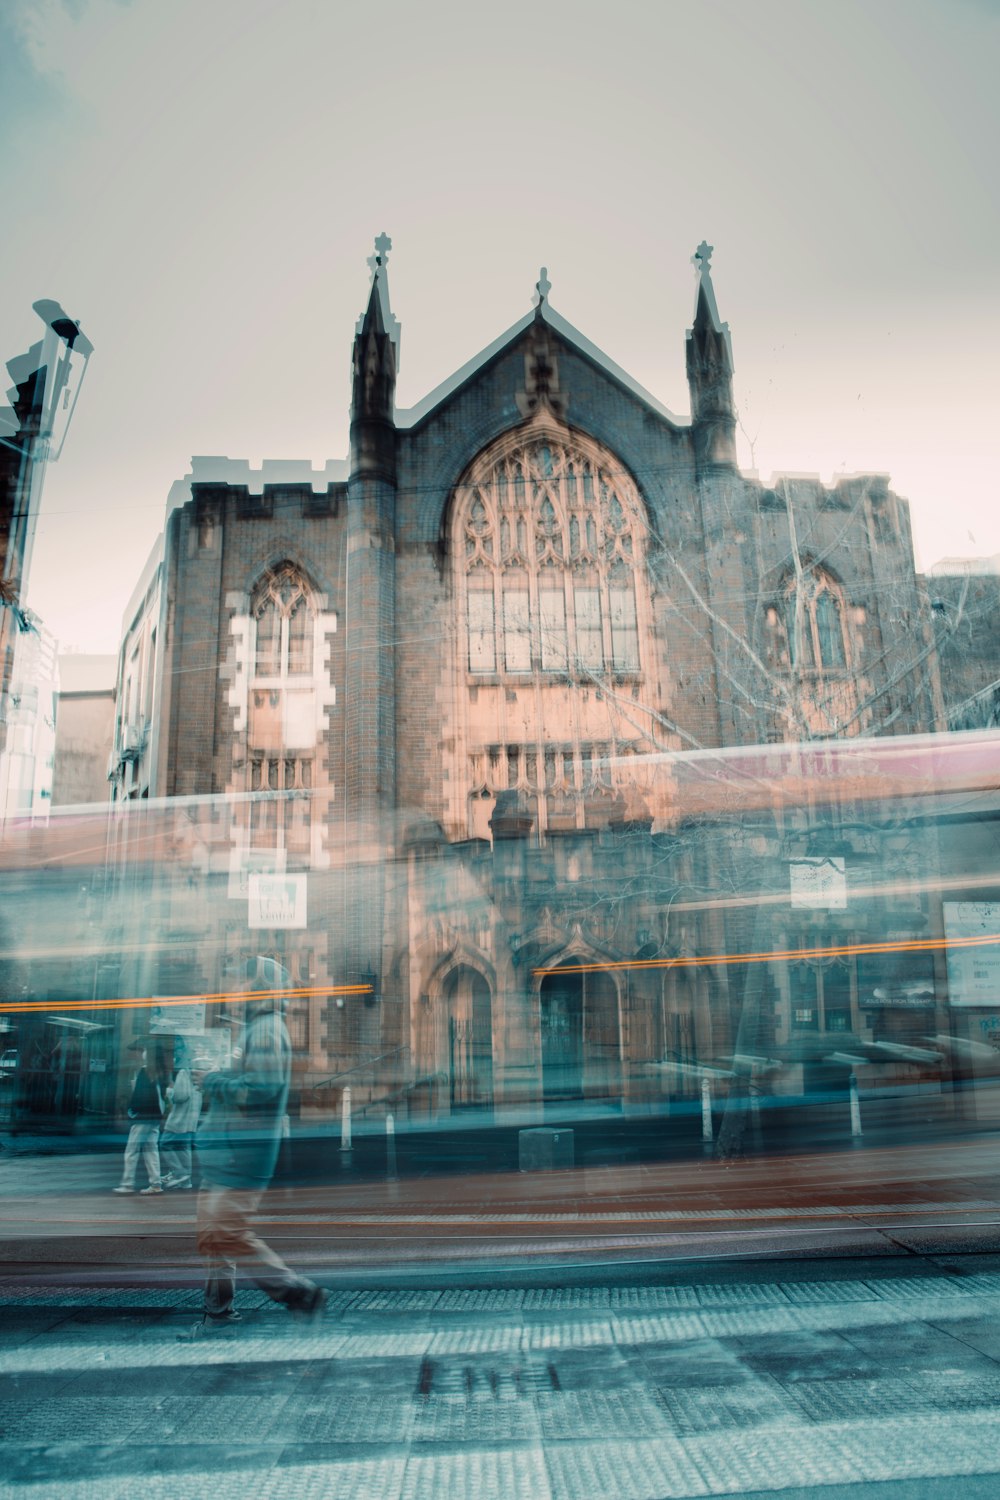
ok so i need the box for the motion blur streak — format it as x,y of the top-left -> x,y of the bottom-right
536,930 -> 1000,977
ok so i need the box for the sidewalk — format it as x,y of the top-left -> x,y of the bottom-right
4,1262 -> 1000,1498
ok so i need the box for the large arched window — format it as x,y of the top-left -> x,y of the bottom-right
456,432 -> 645,678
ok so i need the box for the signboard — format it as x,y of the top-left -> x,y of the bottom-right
857,950 -> 935,1009
228,846 -> 285,900
978,1016 -> 1000,1051
944,902 -> 1000,1007
790,856 -> 847,909
148,1000 -> 207,1035
248,873 -> 307,930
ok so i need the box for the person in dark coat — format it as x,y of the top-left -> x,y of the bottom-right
180,963 -> 325,1338
113,1042 -> 163,1194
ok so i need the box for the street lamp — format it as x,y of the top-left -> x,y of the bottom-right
0,299 -> 93,606
1,301 -> 92,597
0,301 -> 93,461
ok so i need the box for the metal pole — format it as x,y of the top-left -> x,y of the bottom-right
849,1072 -> 862,1138
340,1085 -> 352,1152
386,1110 -> 397,1180
749,1069 -> 763,1152
701,1077 -> 713,1143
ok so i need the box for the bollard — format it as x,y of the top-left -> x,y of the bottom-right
749,1072 -> 763,1152
386,1111 -> 397,1180
849,1072 -> 862,1138
340,1085 -> 352,1152
701,1077 -> 713,1143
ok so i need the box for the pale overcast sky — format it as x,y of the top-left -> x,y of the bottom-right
2,0 -> 997,652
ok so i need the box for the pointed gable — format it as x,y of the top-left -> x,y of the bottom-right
396,280 -> 683,432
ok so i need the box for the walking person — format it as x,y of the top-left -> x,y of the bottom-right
114,1042 -> 163,1195
180,960 -> 326,1338
160,1039 -> 201,1190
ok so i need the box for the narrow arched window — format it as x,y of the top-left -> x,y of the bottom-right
782,593 -> 814,669
246,563 -> 319,855
251,564 -> 314,679
815,590 -> 846,669
503,572 -> 531,672
467,572 -> 496,673
609,564 -> 639,672
255,596 -> 281,676
771,569 -> 850,673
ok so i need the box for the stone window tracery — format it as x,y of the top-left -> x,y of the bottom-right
252,563 -> 314,679
456,433 -> 646,677
469,741 -> 623,800
245,562 -> 320,857
248,753 -> 313,852
768,569 -> 851,673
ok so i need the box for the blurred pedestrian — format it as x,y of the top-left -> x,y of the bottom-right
113,1042 -> 163,1195
179,959 -> 326,1339
161,1038 -> 201,1190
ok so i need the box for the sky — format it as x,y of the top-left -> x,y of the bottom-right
2,0 -> 998,654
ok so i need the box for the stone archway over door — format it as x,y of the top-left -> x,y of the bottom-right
444,966 -> 493,1111
540,965 -> 621,1103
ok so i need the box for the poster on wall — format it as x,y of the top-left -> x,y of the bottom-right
790,856 -> 847,909
228,846 -> 285,900
944,902 -> 1000,1007
148,1000 -> 207,1035
248,873 -> 307,929
857,951 -> 935,1009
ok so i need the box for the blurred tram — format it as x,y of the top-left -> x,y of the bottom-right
0,729 -> 999,1165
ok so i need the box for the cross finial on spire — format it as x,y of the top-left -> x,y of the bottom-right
533,267 -> 551,307
367,232 -> 393,277
693,241 -> 713,273
357,232 -> 401,365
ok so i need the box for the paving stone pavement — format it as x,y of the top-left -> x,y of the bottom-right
2,1271 -> 1000,1498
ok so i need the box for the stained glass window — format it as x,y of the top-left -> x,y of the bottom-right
457,433 -> 645,678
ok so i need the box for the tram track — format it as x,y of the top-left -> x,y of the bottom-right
4,1202 -> 1000,1277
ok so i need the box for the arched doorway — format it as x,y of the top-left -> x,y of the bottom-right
660,970 -> 707,1097
443,966 -> 494,1112
539,963 -> 621,1104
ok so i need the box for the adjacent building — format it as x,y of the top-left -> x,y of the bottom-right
0,622 -> 58,819
51,654 -> 117,806
928,557 -> 1000,731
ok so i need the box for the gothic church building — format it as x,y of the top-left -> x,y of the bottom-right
108,242 -> 944,1117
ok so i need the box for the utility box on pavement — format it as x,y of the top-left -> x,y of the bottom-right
518,1126 -> 574,1171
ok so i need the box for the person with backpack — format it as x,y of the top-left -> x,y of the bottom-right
113,1041 -> 163,1195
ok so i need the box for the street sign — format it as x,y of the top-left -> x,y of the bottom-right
944,902 -> 1000,1007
